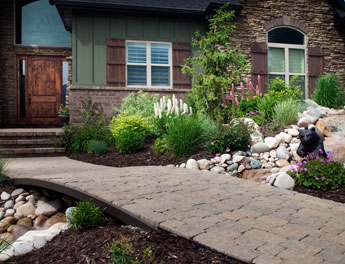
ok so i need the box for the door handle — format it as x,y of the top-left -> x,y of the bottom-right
28,94 -> 31,105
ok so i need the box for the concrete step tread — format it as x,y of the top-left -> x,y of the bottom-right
0,128 -> 63,137
0,147 -> 65,154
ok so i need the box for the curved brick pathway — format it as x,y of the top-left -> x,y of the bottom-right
6,157 -> 345,263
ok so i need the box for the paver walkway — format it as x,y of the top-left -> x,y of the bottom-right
6,157 -> 345,263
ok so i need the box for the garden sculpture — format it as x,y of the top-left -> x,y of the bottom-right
297,126 -> 327,158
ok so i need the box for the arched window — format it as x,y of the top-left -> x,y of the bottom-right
267,27 -> 306,95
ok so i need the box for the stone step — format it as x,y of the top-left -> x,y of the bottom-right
0,139 -> 56,148
0,128 -> 63,140
0,147 -> 65,157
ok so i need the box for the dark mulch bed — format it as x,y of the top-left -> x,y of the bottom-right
259,122 -> 283,138
293,185 -> 345,204
11,219 -> 242,264
70,140 -> 215,167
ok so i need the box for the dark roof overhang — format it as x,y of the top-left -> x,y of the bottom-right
52,0 -> 243,32
332,0 -> 345,26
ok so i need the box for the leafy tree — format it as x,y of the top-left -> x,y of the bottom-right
182,4 -> 250,123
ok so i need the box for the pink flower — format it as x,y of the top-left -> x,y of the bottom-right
304,168 -> 308,172
297,161 -> 302,166
300,168 -> 304,171
290,166 -> 296,171
211,142 -> 215,145
327,159 -> 331,163
216,153 -> 220,157
248,145 -> 251,148
316,155 -> 319,159
320,159 -> 324,163
226,148 -> 230,152
321,176 -> 326,180
235,97 -> 240,109
319,149 -> 324,154
303,161 -> 307,164
315,177 -> 319,181
221,104 -> 225,108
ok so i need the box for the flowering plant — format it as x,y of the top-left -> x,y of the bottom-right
58,104 -> 69,115
288,150 -> 345,190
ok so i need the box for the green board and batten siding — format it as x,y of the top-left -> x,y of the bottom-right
72,13 -> 205,86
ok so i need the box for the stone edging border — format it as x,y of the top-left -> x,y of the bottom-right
12,178 -> 155,231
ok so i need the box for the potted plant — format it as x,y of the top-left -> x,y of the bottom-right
58,104 -> 70,124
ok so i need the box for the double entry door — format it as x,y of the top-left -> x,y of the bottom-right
17,55 -> 64,126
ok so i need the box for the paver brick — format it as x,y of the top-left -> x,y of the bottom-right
6,157 -> 345,264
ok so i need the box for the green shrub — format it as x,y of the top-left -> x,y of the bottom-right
110,114 -> 152,139
57,99 -> 114,154
114,91 -> 159,119
87,140 -> 107,156
67,201 -> 105,231
257,95 -> 277,121
289,152 -> 345,190
268,77 -> 286,92
273,100 -> 301,127
312,74 -> 345,109
115,129 -> 145,154
206,119 -> 252,154
165,115 -> 204,158
152,137 -> 169,154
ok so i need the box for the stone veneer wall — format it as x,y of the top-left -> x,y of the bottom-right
0,1 -> 16,127
232,0 -> 345,93
69,0 -> 345,123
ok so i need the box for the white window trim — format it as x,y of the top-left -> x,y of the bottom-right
267,27 -> 306,89
126,40 -> 173,89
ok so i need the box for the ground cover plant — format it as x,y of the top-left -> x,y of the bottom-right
312,73 -> 345,109
289,151 -> 345,191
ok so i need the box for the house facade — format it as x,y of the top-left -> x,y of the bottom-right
0,0 -> 72,127
1,0 -> 345,127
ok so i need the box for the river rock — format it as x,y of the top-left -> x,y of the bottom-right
274,173 -> 295,189
197,159 -> 210,170
275,159 -> 290,168
276,146 -> 292,161
5,209 -> 15,217
250,158 -> 262,169
15,195 -> 25,203
33,215 -> 48,228
242,169 -> 272,182
4,200 -> 14,209
233,155 -> 245,163
0,232 -> 15,242
244,118 -> 264,144
324,135 -> 345,163
17,203 -> 35,217
238,164 -> 245,173
210,166 -> 225,174
8,225 -> 30,239
17,217 -> 32,228
227,163 -> 239,172
316,119 -> 331,137
281,132 -> 292,143
186,159 -> 199,170
14,201 -> 26,210
306,108 -> 321,120
251,142 -> 270,154
220,154 -> 231,163
287,128 -> 299,137
265,137 -> 278,149
179,163 -> 186,168
11,189 -> 24,197
43,212 -> 67,229
12,240 -> 34,256
0,217 -> 16,232
35,199 -> 64,217
1,192 -> 10,201
297,116 -> 313,128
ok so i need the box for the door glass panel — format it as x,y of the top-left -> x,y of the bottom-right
62,61 -> 68,106
19,60 -> 26,118
289,49 -> 305,74
268,47 -> 285,72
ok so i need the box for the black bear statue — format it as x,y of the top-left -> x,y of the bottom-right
297,126 -> 327,158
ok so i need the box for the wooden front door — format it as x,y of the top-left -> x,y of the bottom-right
17,55 -> 63,126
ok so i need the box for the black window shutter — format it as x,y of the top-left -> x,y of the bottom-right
308,47 -> 323,96
172,42 -> 191,89
251,42 -> 268,94
106,39 -> 126,87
